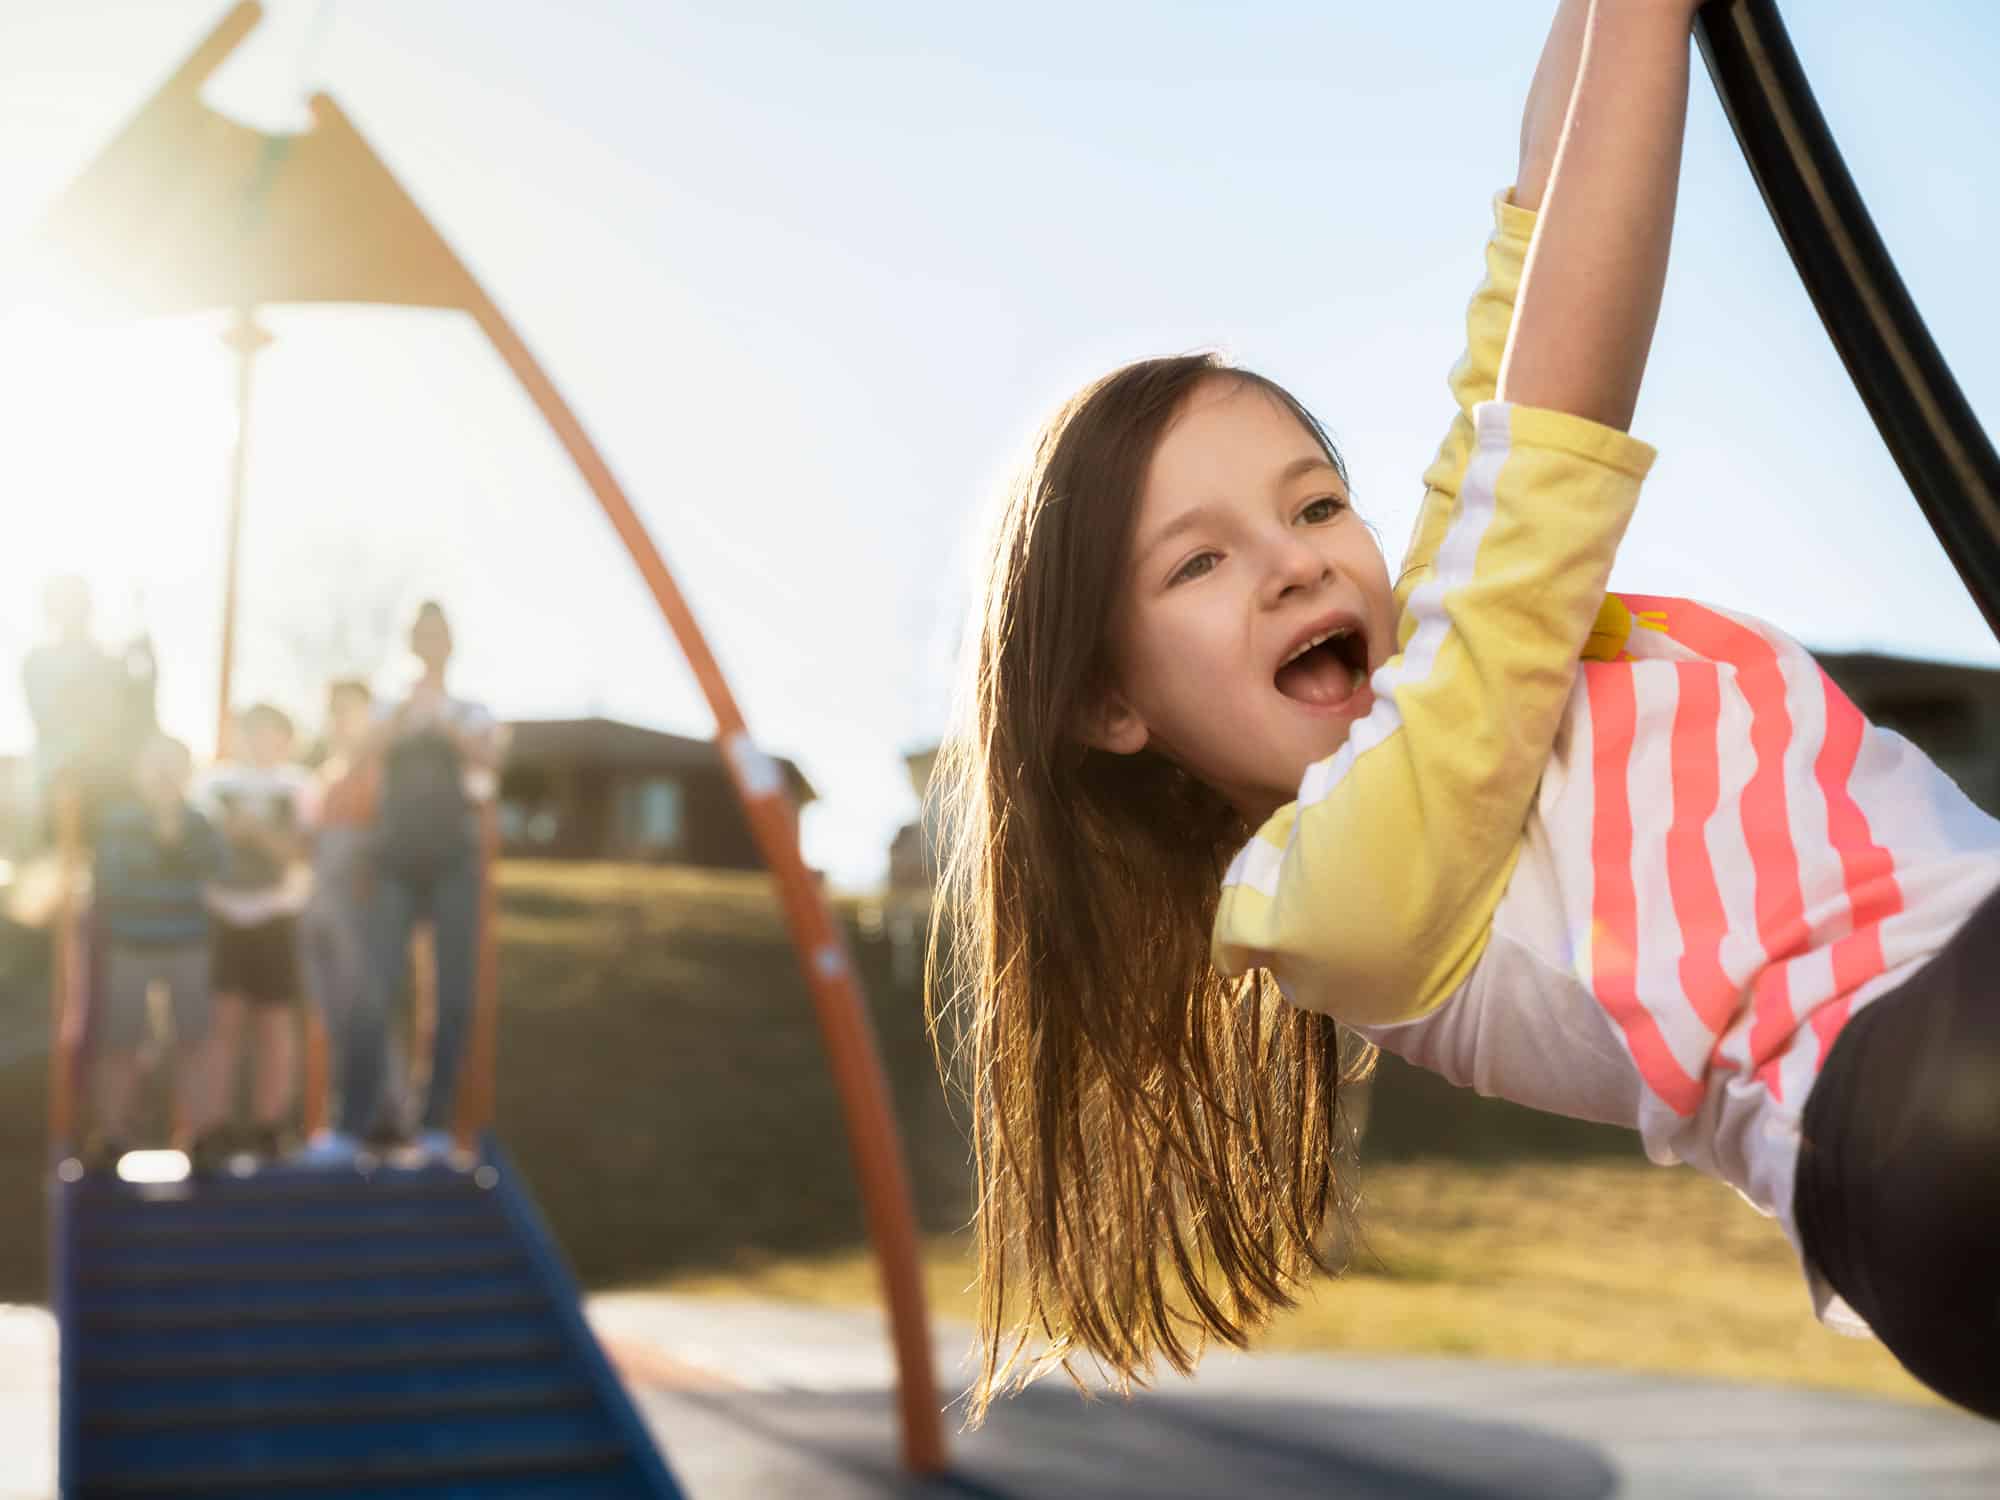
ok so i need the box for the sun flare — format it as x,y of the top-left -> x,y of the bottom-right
1,300 -> 238,542
1,300 -> 238,633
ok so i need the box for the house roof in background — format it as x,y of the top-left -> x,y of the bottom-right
503,717 -> 814,804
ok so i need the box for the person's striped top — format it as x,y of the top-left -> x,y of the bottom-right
94,800 -> 225,947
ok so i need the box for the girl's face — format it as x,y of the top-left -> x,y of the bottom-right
1096,378 -> 1396,823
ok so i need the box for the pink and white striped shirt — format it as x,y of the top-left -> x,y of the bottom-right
1356,594 -> 2000,1328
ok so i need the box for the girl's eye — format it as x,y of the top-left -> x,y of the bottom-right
1169,551 -> 1219,586
1298,495 -> 1347,525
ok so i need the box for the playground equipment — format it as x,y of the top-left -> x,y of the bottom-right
1695,1 -> 2000,644
32,0 -> 943,1488
55,1146 -> 684,1496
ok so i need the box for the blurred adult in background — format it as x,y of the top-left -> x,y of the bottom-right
192,703 -> 313,1163
89,734 -> 223,1166
344,602 -> 502,1159
300,678 -> 409,1150
21,575 -> 157,840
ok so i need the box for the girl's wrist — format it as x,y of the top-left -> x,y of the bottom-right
1600,0 -> 1706,22
1596,0 -> 1706,36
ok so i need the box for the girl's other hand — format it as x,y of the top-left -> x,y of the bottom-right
1604,0 -> 1710,20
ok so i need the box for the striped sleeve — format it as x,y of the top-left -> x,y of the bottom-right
1212,404 -> 1656,1025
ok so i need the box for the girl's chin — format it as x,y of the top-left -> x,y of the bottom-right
1290,703 -> 1367,754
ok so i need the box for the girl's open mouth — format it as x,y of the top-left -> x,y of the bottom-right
1275,624 -> 1370,709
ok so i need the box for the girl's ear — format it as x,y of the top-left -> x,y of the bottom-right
1079,691 -> 1149,755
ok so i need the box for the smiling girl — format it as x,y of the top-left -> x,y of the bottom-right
934,0 -> 2000,1424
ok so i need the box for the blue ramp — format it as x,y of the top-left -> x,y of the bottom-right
54,1142 -> 683,1498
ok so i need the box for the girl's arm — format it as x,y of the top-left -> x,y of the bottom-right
1216,4 -> 1688,1024
1499,0 -> 1703,430
1395,0 -> 1602,608
1516,0 -> 1594,212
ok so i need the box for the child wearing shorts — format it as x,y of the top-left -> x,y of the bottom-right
194,703 -> 314,1161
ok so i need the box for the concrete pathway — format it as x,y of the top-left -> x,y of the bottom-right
590,1293 -> 2000,1499
0,1306 -> 52,1500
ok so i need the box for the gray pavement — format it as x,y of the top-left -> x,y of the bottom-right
591,1293 -> 2000,1499
0,1305 -> 52,1500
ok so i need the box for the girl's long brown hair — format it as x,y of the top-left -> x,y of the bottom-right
930,354 -> 1372,1421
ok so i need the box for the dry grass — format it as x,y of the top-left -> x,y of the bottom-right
658,1158 -> 1934,1407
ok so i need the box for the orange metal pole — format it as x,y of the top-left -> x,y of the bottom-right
47,783 -> 85,1161
467,292 -> 947,1474
215,308 -> 271,758
452,801 -> 504,1151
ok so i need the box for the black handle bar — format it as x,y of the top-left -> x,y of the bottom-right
1696,0 -> 2000,644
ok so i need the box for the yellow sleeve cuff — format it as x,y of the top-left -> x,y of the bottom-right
1494,186 -> 1538,251
1499,403 -> 1658,481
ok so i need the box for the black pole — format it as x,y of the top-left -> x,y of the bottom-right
1695,0 -> 2000,644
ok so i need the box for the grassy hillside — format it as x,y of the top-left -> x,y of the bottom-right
486,862 -> 1639,1292
663,1159 -> 1930,1405
487,863 -> 969,1288
0,863 -> 969,1301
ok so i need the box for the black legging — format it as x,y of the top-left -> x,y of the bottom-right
1795,881 -> 2000,1421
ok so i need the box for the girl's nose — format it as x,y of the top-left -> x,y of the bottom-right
1261,533 -> 1331,605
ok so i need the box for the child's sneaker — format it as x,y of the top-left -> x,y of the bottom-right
297,1129 -> 363,1168
413,1129 -> 463,1166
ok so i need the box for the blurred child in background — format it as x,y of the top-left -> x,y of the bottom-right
194,703 -> 314,1162
88,734 -> 222,1165
301,678 -> 411,1152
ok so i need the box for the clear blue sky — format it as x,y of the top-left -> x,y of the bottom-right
2,1 -> 1996,885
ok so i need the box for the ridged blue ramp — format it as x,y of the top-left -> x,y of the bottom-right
54,1140 -> 683,1498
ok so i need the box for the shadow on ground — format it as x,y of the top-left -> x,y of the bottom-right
643,1386 -> 1616,1500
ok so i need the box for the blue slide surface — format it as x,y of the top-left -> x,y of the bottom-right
53,1141 -> 683,1498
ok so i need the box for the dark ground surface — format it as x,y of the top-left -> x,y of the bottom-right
643,1386 -> 1615,1500
598,1296 -> 2000,1500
